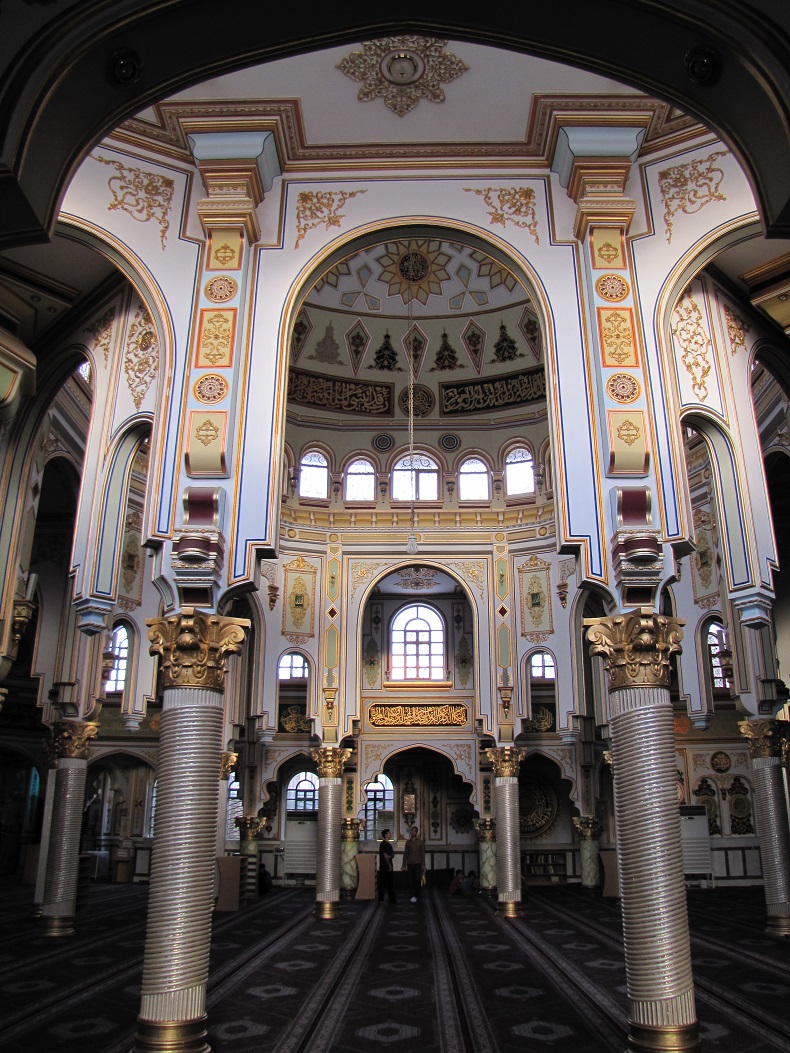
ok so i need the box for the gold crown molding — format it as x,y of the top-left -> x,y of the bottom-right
147,607 -> 250,691
108,96 -> 704,174
584,607 -> 684,690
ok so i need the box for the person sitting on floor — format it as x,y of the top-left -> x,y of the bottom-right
448,869 -> 464,895
461,869 -> 479,895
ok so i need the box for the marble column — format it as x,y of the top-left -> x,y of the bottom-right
485,747 -> 525,918
475,817 -> 497,896
134,608 -> 248,1053
739,718 -> 790,936
40,719 -> 99,936
573,816 -> 602,893
311,747 -> 351,920
340,817 -> 362,899
586,608 -> 699,1053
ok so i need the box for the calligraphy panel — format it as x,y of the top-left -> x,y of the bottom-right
288,367 -> 393,415
439,367 -> 545,416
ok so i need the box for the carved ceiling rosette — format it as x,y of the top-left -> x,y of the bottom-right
584,607 -> 684,690
147,607 -> 250,691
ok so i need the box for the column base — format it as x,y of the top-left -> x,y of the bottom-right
766,915 -> 790,937
40,915 -> 75,937
628,1022 -> 701,1053
496,900 -> 519,918
314,900 -> 340,920
134,1017 -> 210,1053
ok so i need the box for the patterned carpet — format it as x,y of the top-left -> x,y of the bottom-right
1,879 -> 788,1053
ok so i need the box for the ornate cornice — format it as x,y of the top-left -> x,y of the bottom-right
147,607 -> 249,691
573,815 -> 602,840
47,720 -> 99,761
485,746 -> 525,778
584,607 -> 684,690
311,746 -> 352,778
739,718 -> 789,760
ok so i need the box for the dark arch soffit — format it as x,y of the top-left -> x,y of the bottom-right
2,2 -> 790,248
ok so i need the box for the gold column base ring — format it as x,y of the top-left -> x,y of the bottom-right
40,915 -> 75,937
628,1022 -> 701,1052
314,900 -> 340,920
133,1017 -> 210,1053
497,900 -> 519,918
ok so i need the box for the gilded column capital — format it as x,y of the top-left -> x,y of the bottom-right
219,751 -> 238,780
147,607 -> 250,691
340,818 -> 362,842
485,746 -> 525,778
739,718 -> 790,760
234,816 -> 263,840
474,817 -> 496,841
311,746 -> 352,779
573,815 -> 602,840
47,720 -> 99,761
584,607 -> 684,690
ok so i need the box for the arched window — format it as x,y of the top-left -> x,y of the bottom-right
458,457 -> 490,501
345,457 -> 376,502
299,449 -> 329,499
278,652 -> 309,679
526,649 -> 557,732
286,771 -> 319,812
707,620 -> 732,692
530,651 -> 556,680
104,623 -> 130,695
392,453 -> 439,501
361,773 -> 394,841
390,603 -> 445,680
505,447 -> 535,496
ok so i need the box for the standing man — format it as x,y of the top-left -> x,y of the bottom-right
402,825 -> 425,902
378,828 -> 396,904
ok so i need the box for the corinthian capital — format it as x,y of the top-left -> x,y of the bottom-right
485,746 -> 525,778
147,607 -> 250,691
311,746 -> 352,778
573,815 -> 602,840
235,816 -> 263,840
584,607 -> 684,690
739,718 -> 789,760
47,719 -> 99,760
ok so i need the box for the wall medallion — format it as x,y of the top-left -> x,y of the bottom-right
398,383 -> 435,416
194,373 -> 229,404
372,432 -> 394,452
205,275 -> 238,303
606,372 -> 641,404
439,432 -> 460,451
710,750 -> 731,773
519,775 -> 558,838
596,273 -> 630,302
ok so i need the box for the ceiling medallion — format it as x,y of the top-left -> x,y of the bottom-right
377,239 -> 451,305
337,36 -> 469,117
194,373 -> 229,404
205,275 -> 238,303
595,273 -> 630,302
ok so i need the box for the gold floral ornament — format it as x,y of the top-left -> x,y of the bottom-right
337,36 -> 468,117
194,373 -> 228,405
195,418 -> 220,446
606,373 -> 640,404
658,150 -> 728,244
147,607 -> 249,691
485,746 -> 526,778
584,607 -> 684,690
48,720 -> 100,760
723,304 -> 749,355
464,187 -> 539,245
311,746 -> 352,778
84,306 -> 116,365
96,156 -> 175,250
616,418 -> 640,446
294,189 -> 366,249
124,306 -> 159,409
595,274 -> 629,302
205,275 -> 238,303
672,292 -> 712,401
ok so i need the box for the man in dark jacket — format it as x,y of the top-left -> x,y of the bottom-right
401,825 -> 425,902
378,828 -> 396,903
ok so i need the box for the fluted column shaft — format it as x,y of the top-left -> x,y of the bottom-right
41,720 -> 99,936
134,607 -> 248,1053
740,719 -> 790,935
486,748 -> 524,918
586,608 -> 699,1053
311,747 -> 350,920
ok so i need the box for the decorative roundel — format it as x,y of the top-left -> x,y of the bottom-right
398,250 -> 431,283
605,372 -> 641,404
439,432 -> 460,451
372,432 -> 394,452
205,275 -> 238,302
193,373 -> 229,404
398,384 -> 435,417
595,273 -> 630,302
729,794 -> 751,818
710,750 -> 731,773
519,776 -> 558,838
